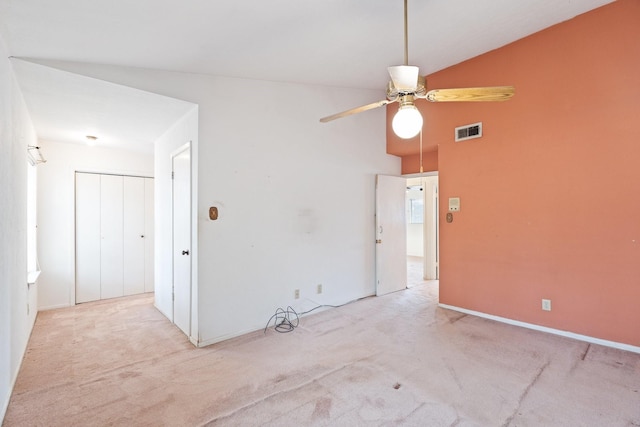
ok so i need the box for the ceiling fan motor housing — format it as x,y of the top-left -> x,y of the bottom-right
388,65 -> 419,92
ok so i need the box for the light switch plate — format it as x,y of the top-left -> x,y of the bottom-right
449,197 -> 460,212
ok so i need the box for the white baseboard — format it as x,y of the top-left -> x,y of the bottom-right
1,394 -> 9,426
2,301 -> 39,423
438,303 -> 640,354
196,326 -> 260,348
38,302 -> 72,311
194,305 -> 339,348
1,343 -> 24,422
153,303 -> 172,322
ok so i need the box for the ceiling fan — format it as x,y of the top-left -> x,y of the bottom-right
320,0 -> 515,139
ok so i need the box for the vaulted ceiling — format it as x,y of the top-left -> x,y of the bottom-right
0,0 -> 615,152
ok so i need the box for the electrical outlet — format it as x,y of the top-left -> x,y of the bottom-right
294,289 -> 300,299
317,284 -> 322,294
542,299 -> 551,311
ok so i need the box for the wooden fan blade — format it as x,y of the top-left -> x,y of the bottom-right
320,100 -> 393,123
425,86 -> 515,102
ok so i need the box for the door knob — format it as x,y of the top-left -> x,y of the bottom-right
182,250 -> 190,255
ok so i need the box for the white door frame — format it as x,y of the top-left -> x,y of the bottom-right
404,172 -> 439,280
421,175 -> 439,280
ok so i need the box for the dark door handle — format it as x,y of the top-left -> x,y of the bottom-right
182,250 -> 190,255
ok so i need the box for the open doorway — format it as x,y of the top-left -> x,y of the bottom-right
405,175 -> 438,287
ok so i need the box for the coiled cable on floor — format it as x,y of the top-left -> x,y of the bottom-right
263,306 -> 299,333
263,296 -> 373,334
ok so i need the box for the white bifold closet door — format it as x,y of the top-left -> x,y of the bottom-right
100,174 -> 125,299
123,176 -> 145,296
76,173 -> 102,303
144,177 -> 154,293
76,173 -> 154,304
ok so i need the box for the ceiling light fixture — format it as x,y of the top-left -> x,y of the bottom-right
392,95 -> 423,139
319,0 -> 513,139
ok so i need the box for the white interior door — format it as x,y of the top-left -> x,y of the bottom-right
376,174 -> 408,296
423,176 -> 439,280
144,177 -> 155,293
100,174 -> 124,299
123,176 -> 145,296
172,145 -> 191,336
76,173 -> 101,303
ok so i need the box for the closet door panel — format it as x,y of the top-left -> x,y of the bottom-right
100,174 -> 124,299
123,176 -> 145,296
75,173 -> 101,303
144,177 -> 155,293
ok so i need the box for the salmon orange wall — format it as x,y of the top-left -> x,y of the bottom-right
402,150 -> 438,174
401,0 -> 640,346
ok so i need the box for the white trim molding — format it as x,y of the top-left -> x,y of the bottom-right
439,303 -> 640,355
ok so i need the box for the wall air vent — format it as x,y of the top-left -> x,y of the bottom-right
455,122 -> 482,142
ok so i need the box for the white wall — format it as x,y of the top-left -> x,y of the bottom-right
36,140 -> 153,310
0,39 -> 39,421
31,61 -> 401,346
406,178 -> 425,257
407,225 -> 424,257
406,186 -> 424,257
153,107 -> 198,328
197,77 -> 400,345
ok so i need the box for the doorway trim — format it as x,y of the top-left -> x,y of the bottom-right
171,142 -> 194,342
404,172 -> 439,281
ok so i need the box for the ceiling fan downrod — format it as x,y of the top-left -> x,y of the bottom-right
403,0 -> 409,66
318,0 -> 515,131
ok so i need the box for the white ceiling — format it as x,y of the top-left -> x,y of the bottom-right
0,0 -> 615,151
11,59 -> 195,152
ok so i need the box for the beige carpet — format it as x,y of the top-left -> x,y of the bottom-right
4,268 -> 640,426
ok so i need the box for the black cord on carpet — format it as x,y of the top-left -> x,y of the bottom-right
263,306 -> 299,333
263,296 -> 372,334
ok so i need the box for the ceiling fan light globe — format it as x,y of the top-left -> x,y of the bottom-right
392,105 -> 423,139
